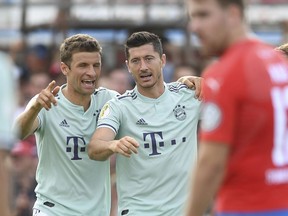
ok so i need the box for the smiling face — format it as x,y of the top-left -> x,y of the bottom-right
61,51 -> 101,97
126,43 -> 166,95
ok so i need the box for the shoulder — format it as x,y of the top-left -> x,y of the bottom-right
167,82 -> 188,92
166,82 -> 195,95
116,89 -> 137,101
93,87 -> 119,98
226,39 -> 274,67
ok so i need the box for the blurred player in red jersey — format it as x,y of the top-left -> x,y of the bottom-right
185,0 -> 288,216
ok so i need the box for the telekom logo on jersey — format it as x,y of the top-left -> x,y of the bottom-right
143,132 -> 186,156
65,136 -> 86,160
266,63 -> 288,185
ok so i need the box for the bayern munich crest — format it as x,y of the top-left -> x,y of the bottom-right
173,105 -> 186,121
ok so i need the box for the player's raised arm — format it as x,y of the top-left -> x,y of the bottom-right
88,127 -> 139,161
14,80 -> 60,140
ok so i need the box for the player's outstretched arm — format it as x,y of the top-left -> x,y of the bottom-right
88,127 -> 139,161
177,76 -> 203,100
14,80 -> 60,140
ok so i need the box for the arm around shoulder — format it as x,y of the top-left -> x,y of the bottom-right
177,75 -> 203,100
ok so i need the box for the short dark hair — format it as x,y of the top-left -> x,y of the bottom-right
217,0 -> 245,16
124,31 -> 163,59
60,34 -> 102,67
190,0 -> 245,16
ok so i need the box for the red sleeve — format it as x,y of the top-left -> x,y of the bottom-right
200,58 -> 244,146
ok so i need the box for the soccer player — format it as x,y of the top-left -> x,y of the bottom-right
14,34 -> 118,216
185,0 -> 288,216
0,52 -> 17,216
88,31 -> 201,216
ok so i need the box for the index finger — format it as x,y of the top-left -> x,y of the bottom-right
127,137 -> 140,148
194,79 -> 201,99
46,80 -> 56,92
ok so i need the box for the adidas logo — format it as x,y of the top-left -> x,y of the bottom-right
136,118 -> 148,125
59,119 -> 70,127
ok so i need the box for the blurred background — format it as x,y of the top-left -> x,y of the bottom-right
1,0 -> 288,78
1,0 -> 288,216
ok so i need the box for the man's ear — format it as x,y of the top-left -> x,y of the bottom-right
125,60 -> 131,74
227,4 -> 242,24
60,62 -> 69,75
161,54 -> 166,69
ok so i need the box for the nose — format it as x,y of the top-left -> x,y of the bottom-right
188,19 -> 200,34
87,64 -> 97,75
139,59 -> 148,71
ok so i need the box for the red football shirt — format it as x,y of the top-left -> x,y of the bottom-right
200,39 -> 288,212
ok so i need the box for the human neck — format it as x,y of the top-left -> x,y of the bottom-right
62,85 -> 91,111
137,83 -> 165,99
226,23 -> 249,49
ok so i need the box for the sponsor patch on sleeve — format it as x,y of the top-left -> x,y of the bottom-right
99,103 -> 110,119
201,102 -> 222,132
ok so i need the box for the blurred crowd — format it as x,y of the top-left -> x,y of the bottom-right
2,35 -> 202,216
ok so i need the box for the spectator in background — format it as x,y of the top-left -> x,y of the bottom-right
107,67 -> 134,94
185,0 -> 288,216
0,52 -> 17,216
13,44 -> 50,84
9,140 -> 38,216
49,47 -> 66,86
161,36 -> 179,82
16,72 -> 52,115
25,44 -> 50,75
172,64 -> 199,82
27,72 -> 52,97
